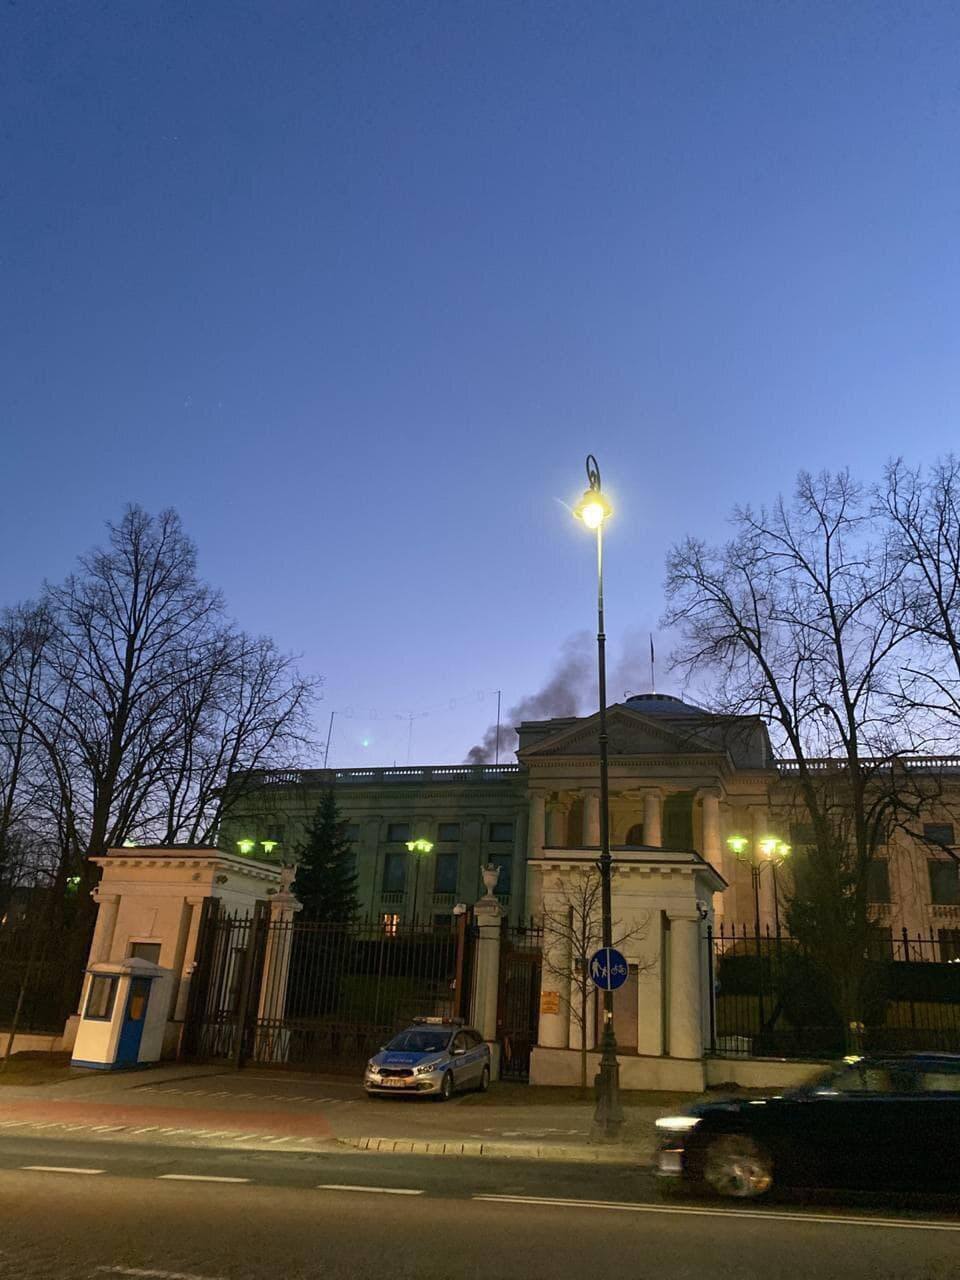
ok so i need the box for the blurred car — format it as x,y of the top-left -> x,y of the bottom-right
655,1053 -> 960,1199
364,1018 -> 491,1100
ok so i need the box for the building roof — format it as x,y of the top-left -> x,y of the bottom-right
622,693 -> 706,716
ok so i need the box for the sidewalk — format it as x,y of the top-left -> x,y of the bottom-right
0,1061 -> 691,1164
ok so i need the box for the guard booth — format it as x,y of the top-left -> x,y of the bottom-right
71,957 -> 167,1070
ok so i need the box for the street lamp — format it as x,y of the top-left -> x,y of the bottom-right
573,454 -> 622,1139
406,838 -> 434,924
236,838 -> 256,856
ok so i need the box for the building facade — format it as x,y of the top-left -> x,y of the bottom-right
220,693 -> 960,945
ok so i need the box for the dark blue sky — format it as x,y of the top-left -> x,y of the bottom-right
4,2 -> 959,766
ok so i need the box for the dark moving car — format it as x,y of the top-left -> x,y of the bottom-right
656,1054 -> 960,1199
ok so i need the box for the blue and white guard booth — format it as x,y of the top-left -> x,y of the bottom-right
71,956 -> 167,1070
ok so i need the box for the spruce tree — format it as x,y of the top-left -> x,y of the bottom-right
292,790 -> 359,922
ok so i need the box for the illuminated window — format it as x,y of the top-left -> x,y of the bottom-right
85,975 -> 118,1021
381,913 -> 400,937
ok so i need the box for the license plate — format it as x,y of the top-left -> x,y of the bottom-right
381,1078 -> 409,1087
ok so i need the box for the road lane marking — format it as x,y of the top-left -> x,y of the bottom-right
158,1174 -> 250,1183
22,1165 -> 104,1175
131,1126 -> 160,1134
318,1184 -> 424,1196
94,1267 -> 227,1279
472,1195 -> 960,1233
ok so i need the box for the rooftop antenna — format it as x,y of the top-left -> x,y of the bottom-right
494,690 -> 502,765
323,711 -> 335,768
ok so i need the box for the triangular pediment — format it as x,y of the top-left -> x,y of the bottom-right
518,704 -> 722,761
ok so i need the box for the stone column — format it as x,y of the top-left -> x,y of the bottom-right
545,799 -> 568,849
472,882 -> 503,1074
525,794 -> 546,922
172,898 -> 207,1022
583,792 -> 601,848
668,912 -> 703,1059
701,789 -> 721,864
644,790 -> 662,848
73,891 -> 121,1019
255,871 -> 303,1063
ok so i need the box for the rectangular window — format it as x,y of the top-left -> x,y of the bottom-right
387,822 -> 410,843
128,942 -> 162,964
938,929 -> 960,963
381,913 -> 400,937
85,975 -> 118,1021
437,822 -> 461,842
487,854 -> 512,896
866,860 -> 890,903
434,852 -> 459,895
929,859 -> 960,906
924,823 -> 956,847
488,821 -> 514,843
345,824 -> 360,843
382,852 -> 407,893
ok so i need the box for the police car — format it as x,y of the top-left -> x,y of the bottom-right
364,1017 -> 491,1100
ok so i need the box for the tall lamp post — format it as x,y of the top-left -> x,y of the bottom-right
573,455 -> 622,1139
406,838 -> 434,924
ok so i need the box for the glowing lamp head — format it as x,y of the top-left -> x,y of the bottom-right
261,840 -> 278,856
574,488 -> 612,531
758,837 -> 779,859
406,838 -> 434,855
237,838 -> 256,855
726,835 -> 749,856
776,842 -> 791,859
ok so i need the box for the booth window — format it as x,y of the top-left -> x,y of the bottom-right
85,975 -> 118,1021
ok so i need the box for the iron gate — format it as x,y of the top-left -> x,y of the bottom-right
496,922 -> 542,1081
182,902 -> 474,1073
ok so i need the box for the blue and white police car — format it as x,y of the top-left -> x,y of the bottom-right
363,1017 -> 491,1100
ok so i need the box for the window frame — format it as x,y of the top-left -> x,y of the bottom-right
386,822 -> 411,843
488,821 -> 514,843
85,974 -> 118,1022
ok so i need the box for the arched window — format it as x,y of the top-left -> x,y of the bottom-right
625,823 -> 644,846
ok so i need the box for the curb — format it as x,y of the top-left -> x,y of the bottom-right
337,1135 -> 647,1164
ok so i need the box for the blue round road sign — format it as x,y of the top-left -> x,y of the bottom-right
589,947 -> 629,991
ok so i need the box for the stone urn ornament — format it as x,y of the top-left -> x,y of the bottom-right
480,863 -> 501,899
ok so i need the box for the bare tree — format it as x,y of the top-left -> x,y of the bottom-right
2,507 -> 319,918
664,470 -> 929,1037
540,866 -> 650,1089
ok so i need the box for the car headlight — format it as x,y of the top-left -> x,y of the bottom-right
366,1060 -> 380,1073
655,1116 -> 701,1134
415,1058 -> 443,1075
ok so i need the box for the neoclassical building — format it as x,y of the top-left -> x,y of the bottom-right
220,692 -> 960,943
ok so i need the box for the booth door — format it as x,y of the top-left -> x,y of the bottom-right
116,977 -> 152,1067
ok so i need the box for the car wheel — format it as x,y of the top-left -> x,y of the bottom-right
702,1134 -> 774,1199
439,1071 -> 454,1101
478,1065 -> 490,1093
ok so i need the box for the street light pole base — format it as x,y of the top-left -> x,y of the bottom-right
591,1025 -> 624,1141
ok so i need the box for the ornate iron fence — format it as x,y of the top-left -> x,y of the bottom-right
497,922 -> 543,1081
183,903 -> 475,1073
707,923 -> 960,1060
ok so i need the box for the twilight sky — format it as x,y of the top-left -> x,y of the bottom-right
3,2 -> 960,767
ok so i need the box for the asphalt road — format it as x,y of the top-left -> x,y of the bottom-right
0,1134 -> 958,1280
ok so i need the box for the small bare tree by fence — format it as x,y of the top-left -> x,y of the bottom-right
540,866 -> 652,1088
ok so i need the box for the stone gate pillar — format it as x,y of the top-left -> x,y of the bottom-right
255,867 -> 303,1063
471,867 -> 503,1075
